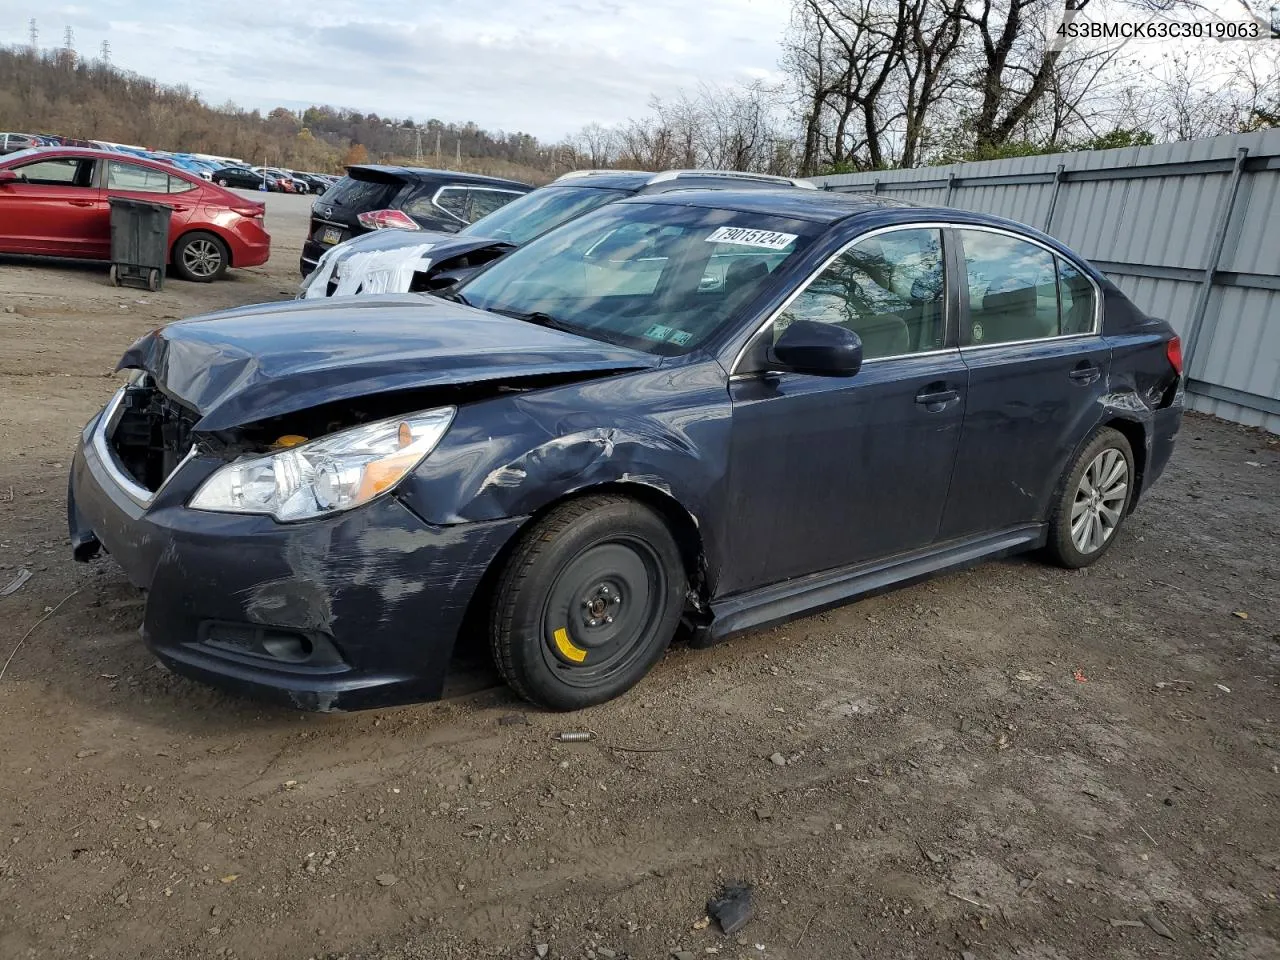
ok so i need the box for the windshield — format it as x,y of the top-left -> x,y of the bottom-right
456,201 -> 821,355
460,184 -> 628,246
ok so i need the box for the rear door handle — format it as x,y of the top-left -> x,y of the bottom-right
1069,364 -> 1101,384
69,199 -> 95,207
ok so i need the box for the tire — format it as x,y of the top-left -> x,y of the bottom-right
147,268 -> 161,292
1045,427 -> 1135,569
108,264 -> 119,287
172,231 -> 229,283
490,495 -> 686,710
216,178 -> 228,187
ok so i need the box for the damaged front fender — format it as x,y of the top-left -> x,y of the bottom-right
398,359 -> 734,590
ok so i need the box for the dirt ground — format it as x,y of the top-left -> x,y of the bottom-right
0,194 -> 1277,960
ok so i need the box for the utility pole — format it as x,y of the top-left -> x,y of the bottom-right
455,138 -> 461,168
28,18 -> 38,52
414,128 -> 423,163
435,131 -> 441,167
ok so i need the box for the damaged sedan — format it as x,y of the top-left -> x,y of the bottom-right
67,189 -> 1183,711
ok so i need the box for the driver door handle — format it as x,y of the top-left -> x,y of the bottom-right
1068,363 -> 1101,384
915,386 -> 959,407
69,199 -> 95,207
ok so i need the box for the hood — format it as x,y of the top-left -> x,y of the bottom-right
301,229 -> 511,299
327,228 -> 508,265
119,295 -> 659,432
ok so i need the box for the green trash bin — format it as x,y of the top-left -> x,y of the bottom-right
108,197 -> 172,292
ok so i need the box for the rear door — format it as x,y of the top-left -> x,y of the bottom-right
0,154 -> 104,256
105,160 -> 200,251
938,227 -> 1109,540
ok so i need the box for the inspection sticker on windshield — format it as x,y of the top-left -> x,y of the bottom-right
705,226 -> 797,250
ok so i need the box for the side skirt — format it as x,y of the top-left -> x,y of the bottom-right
692,524 -> 1047,647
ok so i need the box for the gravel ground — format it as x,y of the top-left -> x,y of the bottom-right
0,194 -> 1277,960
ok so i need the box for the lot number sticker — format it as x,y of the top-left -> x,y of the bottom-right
705,226 -> 798,250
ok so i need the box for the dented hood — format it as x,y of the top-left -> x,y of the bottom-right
118,295 -> 659,432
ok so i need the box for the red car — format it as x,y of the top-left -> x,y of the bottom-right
0,147 -> 270,281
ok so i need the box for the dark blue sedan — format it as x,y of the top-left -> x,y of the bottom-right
67,189 -> 1184,711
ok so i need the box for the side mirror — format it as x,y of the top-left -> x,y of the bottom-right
0,169 -> 20,186
769,319 -> 863,377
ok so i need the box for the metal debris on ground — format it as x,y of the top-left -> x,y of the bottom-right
0,568 -> 32,596
498,713 -> 529,726
706,882 -> 754,935
553,731 -> 595,743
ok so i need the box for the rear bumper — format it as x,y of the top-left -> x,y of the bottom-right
224,219 -> 271,268
1143,392 -> 1183,494
67,405 -> 523,711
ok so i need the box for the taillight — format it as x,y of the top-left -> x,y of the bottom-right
231,206 -> 265,219
1166,335 -> 1183,377
357,209 -> 420,231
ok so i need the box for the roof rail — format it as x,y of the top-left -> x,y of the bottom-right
646,169 -> 818,190
551,169 -> 651,183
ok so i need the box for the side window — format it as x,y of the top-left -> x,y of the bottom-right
775,228 -> 946,360
167,175 -> 197,194
107,161 -> 170,194
13,157 -> 93,187
960,229 -> 1060,345
1057,257 -> 1097,334
469,189 -> 519,219
432,186 -> 471,222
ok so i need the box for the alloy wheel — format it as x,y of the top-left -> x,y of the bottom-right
1070,448 -> 1129,554
182,239 -> 223,279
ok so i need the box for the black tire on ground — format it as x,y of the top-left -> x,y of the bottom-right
147,268 -> 161,292
216,178 -> 228,187
171,231 -> 229,283
489,495 -> 686,711
108,264 -> 119,287
1045,426 -> 1136,569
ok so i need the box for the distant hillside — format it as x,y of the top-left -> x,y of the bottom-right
0,46 -> 562,180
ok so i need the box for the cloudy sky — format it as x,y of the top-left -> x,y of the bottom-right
8,1 -> 794,139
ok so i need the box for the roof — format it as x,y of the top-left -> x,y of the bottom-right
550,168 -> 818,193
0,145 -> 196,175
619,187 -> 921,223
346,165 -> 532,190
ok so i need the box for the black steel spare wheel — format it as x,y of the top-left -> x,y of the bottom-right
490,495 -> 685,710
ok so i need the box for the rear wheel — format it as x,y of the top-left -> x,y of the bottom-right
490,495 -> 685,710
216,178 -> 229,187
172,231 -> 229,282
1045,427 -> 1135,568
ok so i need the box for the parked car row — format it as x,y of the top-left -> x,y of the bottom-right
0,146 -> 270,281
62,160 -> 1184,713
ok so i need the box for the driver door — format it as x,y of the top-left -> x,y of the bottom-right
721,226 -> 968,595
0,155 -> 104,257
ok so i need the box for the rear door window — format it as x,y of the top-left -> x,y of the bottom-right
468,188 -> 522,219
958,229 -> 1060,346
107,161 -> 175,193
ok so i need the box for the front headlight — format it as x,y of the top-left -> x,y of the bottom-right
189,407 -> 455,521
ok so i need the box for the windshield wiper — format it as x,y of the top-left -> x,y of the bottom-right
435,288 -> 471,306
496,309 -> 581,335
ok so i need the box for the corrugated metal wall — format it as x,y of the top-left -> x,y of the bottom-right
812,129 -> 1280,433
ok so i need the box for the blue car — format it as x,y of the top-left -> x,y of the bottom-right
67,189 -> 1183,711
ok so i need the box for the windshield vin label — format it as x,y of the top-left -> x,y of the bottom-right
705,226 -> 798,250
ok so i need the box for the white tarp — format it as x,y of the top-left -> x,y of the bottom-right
303,243 -> 435,299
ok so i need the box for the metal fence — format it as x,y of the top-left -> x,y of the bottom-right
811,129 -> 1280,434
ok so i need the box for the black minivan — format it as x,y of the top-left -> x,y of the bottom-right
300,165 -> 531,276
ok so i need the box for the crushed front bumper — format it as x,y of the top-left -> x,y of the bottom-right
67,406 -> 522,711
